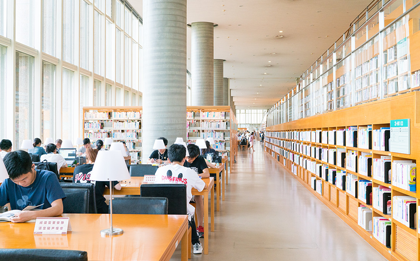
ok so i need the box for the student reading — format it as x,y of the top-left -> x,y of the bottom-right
155,144 -> 206,254
148,137 -> 168,163
0,150 -> 65,222
41,143 -> 68,172
73,148 -> 121,213
0,139 -> 12,159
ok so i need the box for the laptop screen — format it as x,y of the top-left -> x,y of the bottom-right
58,148 -> 77,165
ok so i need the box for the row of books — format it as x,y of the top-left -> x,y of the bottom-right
358,206 -> 372,231
393,196 -> 416,229
373,185 -> 391,215
84,121 -> 112,130
355,56 -> 379,78
391,160 -> 416,192
186,120 -> 201,128
373,217 -> 391,248
112,131 -> 140,140
201,131 -> 227,140
200,121 -> 229,130
84,132 -> 111,140
112,112 -> 141,119
201,112 -> 229,119
355,84 -> 379,104
112,121 -> 141,130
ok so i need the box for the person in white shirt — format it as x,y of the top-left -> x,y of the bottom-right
40,143 -> 68,172
155,144 -> 206,255
0,139 -> 12,159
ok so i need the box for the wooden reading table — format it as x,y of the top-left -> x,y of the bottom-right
0,214 -> 189,261
104,177 -> 215,255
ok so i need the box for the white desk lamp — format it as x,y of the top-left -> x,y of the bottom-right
104,138 -> 113,150
21,140 -> 33,151
45,138 -> 54,145
196,139 -> 207,149
0,156 -> 9,183
90,150 -> 130,236
61,139 -> 74,149
207,137 -> 215,145
175,137 -> 184,144
110,142 -> 128,157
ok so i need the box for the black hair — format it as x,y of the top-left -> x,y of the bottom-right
204,140 -> 212,154
96,140 -> 104,150
187,144 -> 200,159
122,141 -> 126,145
46,143 -> 57,154
33,138 -> 42,147
56,139 -> 62,145
83,138 -> 91,145
158,137 -> 168,146
168,144 -> 186,162
0,139 -> 12,151
3,150 -> 33,179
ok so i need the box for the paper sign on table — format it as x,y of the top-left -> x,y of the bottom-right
34,217 -> 72,234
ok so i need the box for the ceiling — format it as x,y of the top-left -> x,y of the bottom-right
130,0 -> 371,110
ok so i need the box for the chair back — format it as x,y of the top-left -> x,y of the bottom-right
60,184 -> 91,214
61,183 -> 96,213
34,161 -> 59,180
0,249 -> 87,261
141,184 -> 187,214
113,197 -> 168,214
30,153 -> 40,162
129,164 -> 159,177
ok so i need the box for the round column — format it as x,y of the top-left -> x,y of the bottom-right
213,59 -> 224,105
142,0 -> 187,162
191,22 -> 214,106
223,78 -> 229,105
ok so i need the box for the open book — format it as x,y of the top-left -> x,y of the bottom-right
0,204 -> 44,222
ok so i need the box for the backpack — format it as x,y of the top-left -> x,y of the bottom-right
34,160 -> 60,180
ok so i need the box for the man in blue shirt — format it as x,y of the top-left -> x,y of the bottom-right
0,150 -> 66,222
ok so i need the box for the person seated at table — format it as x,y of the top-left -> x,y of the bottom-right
73,148 -> 121,213
78,138 -> 91,154
147,137 -> 168,164
55,139 -> 62,150
0,139 -> 12,159
29,138 -> 47,157
184,144 -> 211,238
95,139 -> 104,151
40,143 -> 68,172
121,141 -> 132,164
0,150 -> 65,222
155,144 -> 206,254
202,141 -> 216,158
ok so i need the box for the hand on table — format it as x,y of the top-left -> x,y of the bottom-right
10,211 -> 35,223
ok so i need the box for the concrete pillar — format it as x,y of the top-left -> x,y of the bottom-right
213,59 -> 224,105
191,22 -> 214,106
142,0 -> 187,162
223,78 -> 229,105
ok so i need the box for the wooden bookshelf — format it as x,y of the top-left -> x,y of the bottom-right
264,92 -> 420,261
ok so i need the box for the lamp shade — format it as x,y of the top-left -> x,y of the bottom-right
196,139 -> 207,149
175,137 -> 184,144
153,139 -> 166,150
75,138 -> 84,145
110,142 -> 128,156
104,138 -> 113,145
0,156 -> 9,183
90,151 -> 130,181
61,139 -> 74,148
207,137 -> 215,145
45,138 -> 54,144
21,140 -> 33,150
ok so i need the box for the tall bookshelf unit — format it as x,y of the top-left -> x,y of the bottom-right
186,106 -> 238,170
83,107 -> 142,163
265,92 -> 420,261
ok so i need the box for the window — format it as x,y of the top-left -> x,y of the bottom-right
125,7 -> 131,36
0,45 -> 6,138
131,93 -> 136,106
93,80 -> 103,106
139,47 -> 143,91
80,0 -> 91,70
94,0 -> 104,13
62,69 -> 74,140
116,29 -> 123,84
106,84 -> 113,106
41,62 -> 55,142
0,0 -> 9,37
132,43 -> 138,90
139,21 -> 143,46
16,0 -> 37,48
63,0 -> 76,64
106,19 -> 115,80
80,75 -> 92,123
132,16 -> 138,42
116,0 -> 123,29
15,52 -> 34,148
94,10 -> 104,76
106,0 -> 113,18
42,0 -> 57,56
124,90 -> 130,106
116,87 -> 123,106
125,36 -> 131,87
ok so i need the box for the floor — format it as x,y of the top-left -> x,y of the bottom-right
171,141 -> 387,261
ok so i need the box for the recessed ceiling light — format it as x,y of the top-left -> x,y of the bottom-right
260,84 -> 262,86
264,72 -> 267,75
279,30 -> 283,33
253,103 -> 255,104
257,92 -> 259,94
272,52 -> 276,55
268,61 -> 271,63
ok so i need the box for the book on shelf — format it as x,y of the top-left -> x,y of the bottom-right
336,129 -> 346,146
316,163 -> 322,177
372,127 -> 390,151
346,173 -> 358,198
337,148 -> 346,168
346,150 -> 357,172
328,149 -> 336,165
337,170 -> 346,190
373,185 -> 391,215
358,125 -> 372,149
358,153 -> 372,177
328,130 -> 336,145
358,180 -> 372,204
321,131 -> 328,144
393,196 -> 416,229
311,177 -> 316,190
346,126 -> 357,147
84,111 -> 110,120
321,148 -> 328,162
391,160 -> 416,192
373,156 -> 391,183
316,180 -> 322,195
358,205 -> 372,231
322,165 -> 328,180
373,217 -> 391,248
328,169 -> 336,185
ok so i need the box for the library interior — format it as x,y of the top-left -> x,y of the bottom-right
0,0 -> 420,260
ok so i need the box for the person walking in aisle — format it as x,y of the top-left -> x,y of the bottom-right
249,132 -> 255,152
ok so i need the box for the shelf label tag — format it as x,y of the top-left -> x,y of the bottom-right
390,119 -> 410,154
